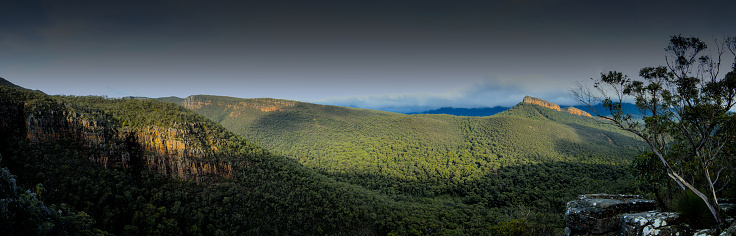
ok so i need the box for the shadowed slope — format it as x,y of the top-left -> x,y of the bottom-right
180,95 -> 643,196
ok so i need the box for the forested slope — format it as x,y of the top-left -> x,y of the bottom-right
178,95 -> 641,184
4,78 -> 644,235
163,94 -> 646,234
0,81 -> 387,235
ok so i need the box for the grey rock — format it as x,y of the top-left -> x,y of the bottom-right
620,211 -> 688,236
579,194 -> 646,201
565,194 -> 656,235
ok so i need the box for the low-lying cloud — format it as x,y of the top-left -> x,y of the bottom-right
316,78 -> 580,113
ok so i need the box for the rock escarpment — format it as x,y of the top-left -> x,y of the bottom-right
183,96 -> 296,112
182,96 -> 298,118
25,104 -> 131,169
523,96 -> 593,117
182,97 -> 212,109
564,107 -> 593,117
1,91 -> 238,181
523,96 -> 561,111
132,124 -> 233,179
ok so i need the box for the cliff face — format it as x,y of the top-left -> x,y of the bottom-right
25,105 -> 131,169
2,97 -> 235,181
563,107 -> 592,117
182,97 -> 212,109
183,96 -> 297,117
523,96 -> 561,111
132,124 -> 233,179
523,96 -> 593,117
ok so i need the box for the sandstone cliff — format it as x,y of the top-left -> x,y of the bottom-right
523,96 -> 593,117
523,96 -> 561,111
563,107 -> 592,117
182,97 -> 212,109
183,96 -> 297,117
132,123 -> 233,179
25,104 -> 131,169
1,90 -> 238,181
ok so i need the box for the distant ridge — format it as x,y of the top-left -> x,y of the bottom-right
572,103 -> 644,120
412,97 -> 596,117
564,107 -> 592,117
156,96 -> 185,104
410,106 -> 510,116
523,96 -> 561,111
523,96 -> 592,117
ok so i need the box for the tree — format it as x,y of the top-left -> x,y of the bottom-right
572,35 -> 736,224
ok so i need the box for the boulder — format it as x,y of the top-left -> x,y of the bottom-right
620,211 -> 688,236
565,194 -> 656,235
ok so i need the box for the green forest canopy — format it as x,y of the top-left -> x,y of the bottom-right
0,79 -> 647,235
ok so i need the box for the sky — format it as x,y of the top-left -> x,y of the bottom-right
1,0 -> 734,113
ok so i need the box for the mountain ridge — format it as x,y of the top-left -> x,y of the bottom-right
523,96 -> 592,117
0,78 -> 644,234
3,86 -> 256,181
178,93 -> 642,192
0,79 -> 394,235
408,106 -> 510,116
399,96 -> 632,118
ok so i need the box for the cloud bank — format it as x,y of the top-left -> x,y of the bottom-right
317,77 -> 580,113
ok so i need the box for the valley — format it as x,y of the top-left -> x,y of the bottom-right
166,93 -> 645,232
1,78 -> 645,235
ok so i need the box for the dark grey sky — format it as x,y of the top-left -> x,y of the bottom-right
1,0 -> 734,112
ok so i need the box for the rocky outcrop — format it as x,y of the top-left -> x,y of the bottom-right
565,194 -> 735,236
25,105 -> 131,169
131,124 -> 233,179
183,96 -> 297,118
565,194 -> 656,235
182,97 -> 212,109
564,107 -> 593,117
2,97 -> 235,181
523,96 -> 595,118
619,211 -> 687,236
523,96 -> 561,111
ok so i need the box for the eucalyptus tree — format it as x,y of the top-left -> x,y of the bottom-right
572,35 -> 736,224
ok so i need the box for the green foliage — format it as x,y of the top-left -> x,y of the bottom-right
182,94 -> 645,233
190,96 -> 641,193
631,152 -> 668,187
155,96 -> 185,105
0,163 -> 103,235
672,190 -> 716,227
1,86 -> 390,234
575,35 -> 736,224
490,219 -> 526,236
0,79 -> 645,234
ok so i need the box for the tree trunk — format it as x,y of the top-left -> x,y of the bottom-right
668,171 -> 725,224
